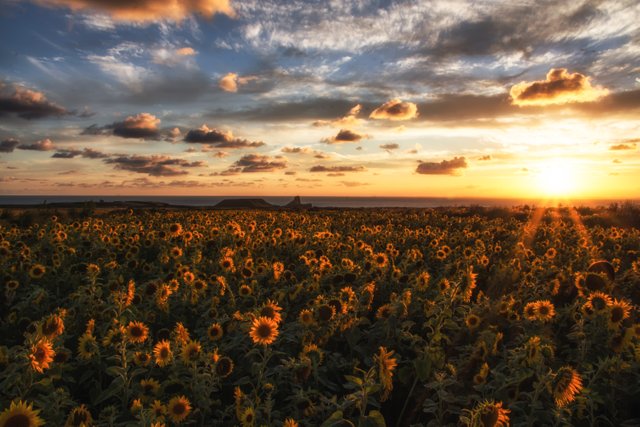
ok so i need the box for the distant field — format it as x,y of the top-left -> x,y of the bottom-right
1,207 -> 638,426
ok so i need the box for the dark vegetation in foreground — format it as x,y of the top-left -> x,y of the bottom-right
0,206 -> 639,426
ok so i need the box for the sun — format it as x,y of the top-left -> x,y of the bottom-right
535,159 -> 578,197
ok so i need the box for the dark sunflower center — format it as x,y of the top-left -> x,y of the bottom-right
6,413 -> 32,427
538,306 -> 549,315
130,326 -> 143,337
160,348 -> 169,358
257,324 -> 272,338
173,403 -> 186,415
592,297 -> 606,311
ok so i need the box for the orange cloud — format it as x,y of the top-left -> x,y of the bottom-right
176,47 -> 196,56
218,73 -> 258,93
113,113 -> 160,139
322,129 -> 368,144
416,157 -> 467,175
369,99 -> 418,121
313,104 -> 363,127
510,68 -> 609,107
35,0 -> 234,22
0,84 -> 67,119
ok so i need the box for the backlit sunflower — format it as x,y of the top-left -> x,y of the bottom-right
282,418 -> 299,427
207,323 -> 224,341
608,298 -> 632,328
372,252 -> 389,269
465,313 -> 481,331
259,299 -> 283,324
0,400 -> 44,427
39,313 -> 65,339
126,321 -> 149,344
375,346 -> 397,401
240,407 -> 255,427
534,300 -> 556,322
249,316 -> 279,345
28,264 -> 46,279
169,222 -> 183,237
151,400 -> 166,419
299,309 -> 314,326
167,396 -> 191,423
552,366 -> 583,407
181,340 -> 201,364
65,404 -> 92,427
153,340 -> 173,367
134,351 -> 151,366
467,399 -> 510,427
77,333 -> 98,360
215,355 -> 234,378
584,291 -> 612,315
29,338 -> 55,373
140,378 -> 161,397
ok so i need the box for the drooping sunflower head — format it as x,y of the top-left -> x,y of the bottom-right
0,400 -> 44,427
467,399 -> 510,427
65,404 -> 93,427
249,316 -> 279,346
552,366 -> 583,407
215,355 -> 234,378
40,313 -> 65,339
609,299 -> 632,327
28,264 -> 46,280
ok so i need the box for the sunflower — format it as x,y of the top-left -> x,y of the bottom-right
134,351 -> 151,366
167,396 -> 191,423
240,407 -> 255,427
130,398 -> 143,415
181,340 -> 201,364
316,304 -> 335,322
238,284 -> 252,297
552,366 -> 583,407
207,323 -> 224,341
65,404 -> 92,427
28,264 -> 46,279
259,300 -> 283,324
249,316 -> 279,345
29,338 -> 55,373
153,340 -> 173,367
583,291 -> 612,316
282,418 -> 299,427
298,309 -> 314,326
151,400 -> 166,419
465,313 -> 481,331
467,400 -> 510,427
140,378 -> 161,397
608,298 -> 632,327
78,333 -> 98,360
169,222 -> 183,237
534,300 -> 556,322
372,252 -> 389,269
415,272 -> 430,291
523,302 -> 538,321
39,313 -> 65,339
375,346 -> 397,401
126,321 -> 149,344
220,257 -> 236,272
215,355 -> 234,378
0,400 -> 44,427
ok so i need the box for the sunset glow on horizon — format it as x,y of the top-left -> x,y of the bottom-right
1,1 -> 639,200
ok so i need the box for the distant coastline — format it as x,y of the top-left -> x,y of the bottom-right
0,195 -> 637,209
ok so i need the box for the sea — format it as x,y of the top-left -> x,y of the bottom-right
0,195 -> 631,208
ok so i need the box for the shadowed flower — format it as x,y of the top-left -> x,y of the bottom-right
29,338 -> 55,373
167,396 -> 191,423
0,400 -> 44,427
375,346 -> 397,401
154,340 -> 173,367
126,321 -> 149,343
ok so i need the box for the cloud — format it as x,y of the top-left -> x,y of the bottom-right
152,47 -> 198,67
609,142 -> 636,150
0,138 -> 20,153
370,99 -> 418,121
281,146 -> 313,154
183,125 -> 265,148
510,68 -> 609,107
478,155 -> 492,161
340,181 -> 370,187
104,154 -> 205,176
313,104 -> 363,127
0,83 -> 67,119
230,154 -> 287,173
83,113 -> 162,139
34,0 -> 235,22
52,147 -> 109,159
218,73 -> 259,93
380,143 -> 399,152
416,157 -> 468,175
322,129 -> 368,144
309,165 -> 366,173
177,47 -> 197,56
18,138 -> 55,151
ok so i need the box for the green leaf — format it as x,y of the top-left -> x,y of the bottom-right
361,410 -> 386,427
344,375 -> 363,386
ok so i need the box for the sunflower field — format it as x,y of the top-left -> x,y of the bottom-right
1,206 -> 639,426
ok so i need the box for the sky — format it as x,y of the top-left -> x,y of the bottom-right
0,0 -> 639,199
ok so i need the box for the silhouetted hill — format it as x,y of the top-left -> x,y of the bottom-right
214,198 -> 277,209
